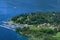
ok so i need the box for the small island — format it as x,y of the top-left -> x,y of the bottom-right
9,12 -> 60,40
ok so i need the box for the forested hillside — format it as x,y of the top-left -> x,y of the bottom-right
10,12 -> 60,25
10,12 -> 60,40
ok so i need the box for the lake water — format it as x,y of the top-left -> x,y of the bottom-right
0,14 -> 27,40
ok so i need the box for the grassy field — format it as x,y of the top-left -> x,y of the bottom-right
56,32 -> 60,37
52,32 -> 60,40
29,26 -> 41,30
16,26 -> 60,40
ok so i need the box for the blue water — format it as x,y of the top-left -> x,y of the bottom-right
0,14 -> 27,40
0,0 -> 59,15
0,15 -> 28,40
0,27 -> 27,40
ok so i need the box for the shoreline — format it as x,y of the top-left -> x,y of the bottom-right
0,21 -> 25,31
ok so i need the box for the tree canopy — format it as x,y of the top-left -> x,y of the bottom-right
10,12 -> 60,25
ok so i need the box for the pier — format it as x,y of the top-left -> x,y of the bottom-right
0,21 -> 24,31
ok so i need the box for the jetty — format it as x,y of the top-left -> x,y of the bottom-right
0,21 -> 24,31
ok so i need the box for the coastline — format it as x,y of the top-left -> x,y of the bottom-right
0,21 -> 28,40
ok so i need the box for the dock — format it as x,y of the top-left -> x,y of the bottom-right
0,21 -> 24,31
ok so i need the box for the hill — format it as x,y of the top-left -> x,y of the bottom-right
10,12 -> 60,40
9,12 -> 60,25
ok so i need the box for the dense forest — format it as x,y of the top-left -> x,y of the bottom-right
10,12 -> 60,25
10,12 -> 60,40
